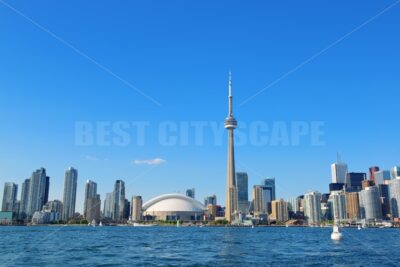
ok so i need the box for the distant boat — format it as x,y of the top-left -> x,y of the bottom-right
99,221 -> 103,227
331,225 -> 343,241
358,225 -> 361,230
177,220 -> 180,227
90,219 -> 96,227
133,222 -> 155,227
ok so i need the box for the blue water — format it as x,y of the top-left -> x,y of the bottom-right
1,226 -> 399,266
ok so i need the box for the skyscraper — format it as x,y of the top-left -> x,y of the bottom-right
113,180 -> 125,223
270,199 -> 288,222
86,195 -> 101,224
103,192 -> 113,219
262,178 -> 276,214
224,72 -> 237,223
236,172 -> 249,214
331,162 -> 348,184
44,175 -> 50,205
345,192 -> 360,221
329,191 -> 347,222
389,178 -> 400,218
131,196 -> 143,222
1,182 -> 18,212
374,170 -> 391,185
186,188 -> 195,199
27,168 -> 48,217
391,166 -> 400,179
253,185 -> 267,216
19,179 -> 30,220
204,195 -> 217,206
346,172 -> 366,192
359,186 -> 382,221
84,180 -> 98,219
369,166 -> 380,183
62,167 -> 78,221
304,191 -> 322,226
287,197 -> 300,214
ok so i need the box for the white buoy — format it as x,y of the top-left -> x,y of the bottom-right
331,225 -> 343,241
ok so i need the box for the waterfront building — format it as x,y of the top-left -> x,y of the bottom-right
186,188 -> 195,199
62,167 -> 78,221
369,166 -> 380,183
142,193 -> 206,221
2,182 -> 18,212
19,179 -> 30,220
86,195 -> 101,224
84,180 -> 97,219
253,185 -> 267,216
378,184 -> 391,220
345,192 -> 360,221
113,180 -> 125,222
27,168 -> 48,218
236,172 -> 249,214
262,178 -> 276,214
0,211 -> 13,225
224,72 -> 238,223
304,191 -> 322,226
207,204 -> 217,220
374,170 -> 391,185
329,191 -> 347,222
131,196 -> 143,222
389,178 -> 400,218
346,172 -> 366,192
204,195 -> 217,206
391,166 -> 400,179
270,199 -> 288,222
103,192 -> 113,219
331,162 -> 348,184
287,197 -> 300,214
359,186 -> 382,221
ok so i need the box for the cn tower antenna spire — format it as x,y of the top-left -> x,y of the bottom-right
228,71 -> 233,116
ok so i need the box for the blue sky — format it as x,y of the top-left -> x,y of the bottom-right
1,0 -> 400,212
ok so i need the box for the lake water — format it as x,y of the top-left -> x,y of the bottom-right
1,226 -> 399,266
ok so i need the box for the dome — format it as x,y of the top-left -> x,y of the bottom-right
143,193 -> 206,213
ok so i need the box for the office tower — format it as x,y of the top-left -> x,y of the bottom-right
186,188 -> 195,199
253,185 -> 267,215
224,72 -> 238,223
359,186 -> 382,221
84,180 -> 98,219
2,183 -> 18,212
369,166 -> 380,182
345,192 -> 360,221
207,204 -> 217,220
124,199 -> 130,219
261,178 -> 276,214
27,168 -> 48,217
329,183 -> 345,193
86,195 -> 101,224
103,192 -> 113,219
304,191 -> 322,226
62,167 -> 78,221
43,200 -> 63,213
362,180 -> 375,190
329,191 -> 347,222
236,172 -> 249,214
378,184 -> 391,220
287,197 -> 300,214
204,195 -> 217,206
389,178 -> 400,218
19,179 -> 30,220
346,172 -> 366,192
113,180 -> 125,222
374,170 -> 391,185
270,199 -> 288,222
391,166 -> 400,179
331,162 -> 348,184
44,176 -> 50,204
131,196 -> 143,222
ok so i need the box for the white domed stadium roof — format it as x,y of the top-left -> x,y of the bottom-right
143,193 -> 206,212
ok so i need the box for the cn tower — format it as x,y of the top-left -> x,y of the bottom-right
224,72 -> 237,223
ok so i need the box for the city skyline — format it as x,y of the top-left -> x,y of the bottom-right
1,1 -> 400,211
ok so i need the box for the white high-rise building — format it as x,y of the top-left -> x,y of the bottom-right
304,191 -> 322,225
84,180 -> 97,219
374,170 -> 391,185
62,167 -> 78,221
391,166 -> 400,179
359,186 -> 382,221
329,191 -> 347,222
389,178 -> 400,218
331,162 -> 348,184
27,168 -> 48,217
1,182 -> 18,212
287,197 -> 300,214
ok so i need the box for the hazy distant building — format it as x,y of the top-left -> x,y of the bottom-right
374,170 -> 391,185
389,178 -> 400,218
270,199 -> 288,222
369,166 -> 380,183
2,182 -> 18,212
331,162 -> 348,184
329,191 -> 346,222
86,195 -> 101,224
304,191 -> 321,225
27,168 -> 48,217
113,180 -> 125,222
236,172 -> 249,214
346,172 -> 366,192
204,195 -> 217,206
391,166 -> 400,179
62,167 -> 78,221
84,180 -> 98,219
131,196 -> 143,222
186,188 -> 195,199
345,192 -> 360,220
360,186 -> 382,221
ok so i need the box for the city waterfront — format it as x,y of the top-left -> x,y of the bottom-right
1,226 -> 399,266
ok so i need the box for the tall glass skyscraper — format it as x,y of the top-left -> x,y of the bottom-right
84,180 -> 98,219
331,162 -> 348,184
262,178 -> 276,214
236,172 -> 249,214
62,167 -> 78,221
359,186 -> 382,221
113,180 -> 125,223
304,191 -> 322,225
19,179 -> 30,220
27,168 -> 48,218
204,195 -> 217,206
1,182 -> 18,212
374,170 -> 391,185
103,192 -> 114,219
329,191 -> 346,222
389,178 -> 400,218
